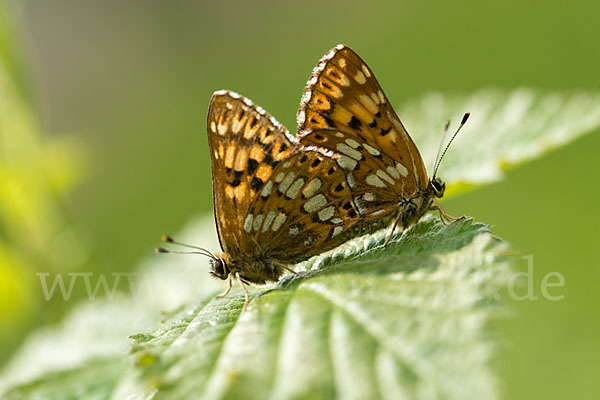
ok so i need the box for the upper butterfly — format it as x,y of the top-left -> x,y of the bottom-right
297,44 -> 467,244
159,91 -> 364,310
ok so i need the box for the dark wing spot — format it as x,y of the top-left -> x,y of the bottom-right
375,111 -> 381,118
343,202 -> 353,210
225,167 -> 232,175
231,171 -> 244,187
312,213 -> 320,222
250,177 -> 263,191
250,116 -> 259,128
380,127 -> 391,136
247,158 -> 259,175
368,120 -> 377,128
324,115 -> 336,127
314,134 -> 325,141
264,151 -> 275,166
327,167 -> 336,175
265,128 -> 273,137
348,210 -> 358,218
334,183 -> 344,192
280,142 -> 288,151
300,154 -> 308,164
311,158 -> 322,167
348,116 -> 362,130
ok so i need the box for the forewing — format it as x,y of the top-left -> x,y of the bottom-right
244,149 -> 362,264
207,91 -> 296,257
297,45 -> 429,199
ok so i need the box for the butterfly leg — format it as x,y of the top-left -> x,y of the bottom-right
235,272 -> 250,311
384,212 -> 403,248
433,199 -> 464,224
216,275 -> 233,299
282,265 -> 308,278
438,207 -> 449,225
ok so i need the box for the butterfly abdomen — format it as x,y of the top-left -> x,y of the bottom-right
232,256 -> 286,285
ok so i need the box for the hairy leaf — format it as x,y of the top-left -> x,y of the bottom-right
123,217 -> 511,400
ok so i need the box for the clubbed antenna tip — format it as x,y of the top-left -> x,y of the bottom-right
461,112 -> 470,125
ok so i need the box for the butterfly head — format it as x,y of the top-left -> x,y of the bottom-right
430,177 -> 446,199
209,255 -> 230,280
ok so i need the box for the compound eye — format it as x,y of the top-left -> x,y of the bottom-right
431,179 -> 445,198
214,260 -> 225,275
210,259 -> 228,280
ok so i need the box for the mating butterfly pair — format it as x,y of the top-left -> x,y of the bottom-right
158,45 -> 467,310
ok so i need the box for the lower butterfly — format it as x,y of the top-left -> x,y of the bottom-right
297,44 -> 468,245
158,91 -> 367,310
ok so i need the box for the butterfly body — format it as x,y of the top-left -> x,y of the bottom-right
209,252 -> 283,285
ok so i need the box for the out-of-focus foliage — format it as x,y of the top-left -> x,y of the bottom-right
0,7 -> 85,363
401,89 -> 600,193
0,215 -> 217,396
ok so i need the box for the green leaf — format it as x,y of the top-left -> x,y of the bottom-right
0,297 -> 161,399
2,358 -> 127,400
124,217 -> 511,400
400,89 -> 600,195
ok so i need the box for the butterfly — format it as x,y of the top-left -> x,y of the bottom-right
158,91 -> 365,310
296,44 -> 468,245
158,46 -> 467,310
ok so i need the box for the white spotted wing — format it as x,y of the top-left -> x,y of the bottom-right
296,45 -> 431,225
207,91 -> 360,266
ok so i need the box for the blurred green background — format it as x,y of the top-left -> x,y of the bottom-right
1,0 -> 599,398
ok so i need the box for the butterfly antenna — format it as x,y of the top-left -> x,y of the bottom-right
431,119 -> 451,175
156,235 -> 217,261
156,248 -> 215,257
432,112 -> 470,179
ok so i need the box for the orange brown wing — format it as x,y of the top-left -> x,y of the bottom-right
296,45 -> 430,219
206,91 -> 296,258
